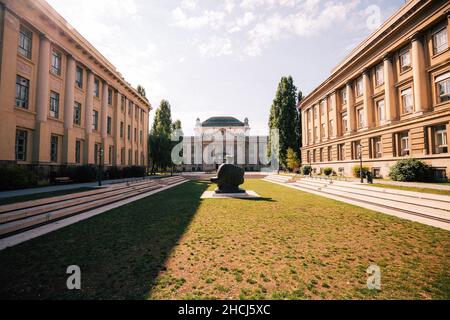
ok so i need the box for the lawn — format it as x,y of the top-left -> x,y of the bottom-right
0,180 -> 448,300
0,187 -> 95,206
369,184 -> 450,196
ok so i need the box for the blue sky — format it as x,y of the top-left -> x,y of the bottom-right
46,0 -> 405,135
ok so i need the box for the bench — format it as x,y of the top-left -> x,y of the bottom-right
54,177 -> 74,184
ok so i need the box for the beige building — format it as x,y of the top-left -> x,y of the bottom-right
0,0 -> 151,178
299,0 -> 450,180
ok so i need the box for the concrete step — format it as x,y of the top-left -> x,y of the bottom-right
0,181 -> 161,224
0,183 -> 163,237
265,175 -> 292,183
292,181 -> 450,223
0,179 -> 158,214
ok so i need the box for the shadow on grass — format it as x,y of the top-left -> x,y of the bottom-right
0,181 -> 209,300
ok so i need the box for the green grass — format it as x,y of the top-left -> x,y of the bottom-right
0,180 -> 448,300
369,184 -> 450,196
0,188 -> 95,206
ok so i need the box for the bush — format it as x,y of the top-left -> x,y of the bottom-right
123,166 -> 146,178
69,165 -> 98,183
323,168 -> 333,176
0,165 -> 38,190
353,166 -> 371,178
388,159 -> 432,182
301,165 -> 312,175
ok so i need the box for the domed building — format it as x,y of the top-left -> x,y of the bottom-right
178,117 -> 270,172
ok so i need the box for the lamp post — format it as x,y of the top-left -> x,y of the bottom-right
98,145 -> 104,187
359,145 -> 364,184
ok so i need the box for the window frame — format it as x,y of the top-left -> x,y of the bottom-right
49,91 -> 60,119
435,72 -> 450,104
432,25 -> 448,55
15,129 -> 28,161
74,102 -> 82,126
50,135 -> 59,163
93,110 -> 99,131
399,47 -> 411,72
51,50 -> 62,76
18,26 -> 32,59
15,75 -> 30,109
75,66 -> 83,89
401,88 -> 413,114
434,125 -> 448,154
375,64 -> 384,86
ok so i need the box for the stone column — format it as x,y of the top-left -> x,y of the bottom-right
411,32 -> 430,113
63,55 -> 76,164
113,91 -> 121,166
363,70 -> 374,129
317,103 -> 323,142
346,81 -> 356,133
305,108 -> 309,146
36,34 -> 50,123
84,70 -> 94,164
383,53 -> 397,122
301,109 -> 307,147
331,92 -> 340,137
323,98 -> 329,141
33,34 -> 51,163
101,81 -> 108,139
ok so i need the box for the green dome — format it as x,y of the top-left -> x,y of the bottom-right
201,117 -> 245,127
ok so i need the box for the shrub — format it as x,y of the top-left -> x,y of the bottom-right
301,165 -> 312,175
388,159 -> 432,182
123,166 -> 146,178
0,165 -> 38,190
323,168 -> 333,176
352,166 -> 371,178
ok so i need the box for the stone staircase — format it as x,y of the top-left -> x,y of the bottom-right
264,175 -> 450,230
0,176 -> 186,238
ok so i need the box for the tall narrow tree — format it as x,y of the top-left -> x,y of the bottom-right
268,76 -> 301,169
149,100 -> 174,174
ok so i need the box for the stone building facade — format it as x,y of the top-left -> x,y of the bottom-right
0,0 -> 151,178
299,0 -> 450,180
178,117 -> 270,172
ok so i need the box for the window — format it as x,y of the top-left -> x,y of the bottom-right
327,146 -> 332,162
94,143 -> 100,165
108,146 -> 113,165
376,100 -> 385,123
18,26 -> 32,59
321,124 -> 326,139
356,77 -> 363,97
121,96 -> 126,112
15,75 -> 29,109
141,110 -> 145,123
140,130 -> 143,144
128,125 -> 131,140
49,91 -> 60,118
320,101 -> 326,115
436,72 -> 450,103
121,148 -> 125,165
107,116 -> 112,135
129,101 -> 133,116
375,64 -> 384,86
434,125 -> 448,154
134,128 -> 137,142
342,115 -> 348,133
135,150 -> 138,165
357,108 -> 364,128
135,106 -> 139,120
314,106 -> 318,119
338,144 -> 345,161
329,120 -> 334,136
93,110 -> 99,131
76,66 -> 83,88
432,25 -> 448,55
128,149 -> 132,166
74,102 -> 82,125
319,148 -> 323,162
352,140 -> 362,160
108,88 -> 113,105
398,132 -> 410,157
15,129 -> 27,161
370,137 -> 382,159
75,140 -> 81,164
401,88 -> 413,114
341,89 -> 347,105
399,48 -> 411,72
51,50 -> 61,75
120,122 -> 124,138
94,79 -> 100,97
50,135 -> 58,163
314,126 -> 318,141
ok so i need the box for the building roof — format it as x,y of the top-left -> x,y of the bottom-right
201,117 -> 245,127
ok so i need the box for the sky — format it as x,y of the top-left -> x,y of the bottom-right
46,0 -> 405,136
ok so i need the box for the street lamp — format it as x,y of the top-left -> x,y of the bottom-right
359,145 -> 364,184
98,145 -> 104,187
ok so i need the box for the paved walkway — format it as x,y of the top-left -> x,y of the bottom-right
0,176 -> 163,199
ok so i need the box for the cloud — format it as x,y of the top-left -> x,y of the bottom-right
228,12 -> 256,33
180,0 -> 198,11
198,36 -> 233,58
244,0 -> 360,56
172,7 -> 225,29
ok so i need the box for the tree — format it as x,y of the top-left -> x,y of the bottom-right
172,119 -> 183,135
268,76 -> 302,169
286,148 -> 300,172
137,85 -> 148,100
151,100 -> 173,138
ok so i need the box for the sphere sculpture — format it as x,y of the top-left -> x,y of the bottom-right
211,164 -> 245,194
